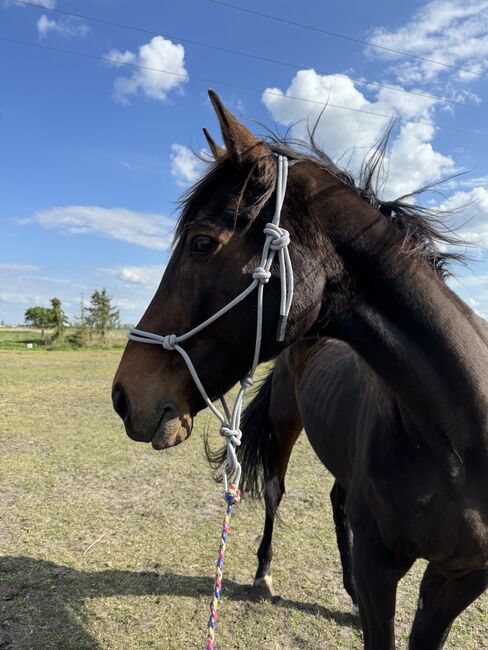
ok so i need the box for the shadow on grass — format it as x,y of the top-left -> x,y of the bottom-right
0,556 -> 359,648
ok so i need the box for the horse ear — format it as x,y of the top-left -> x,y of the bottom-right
202,128 -> 226,161
208,89 -> 268,160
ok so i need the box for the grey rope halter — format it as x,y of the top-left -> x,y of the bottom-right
128,155 -> 292,491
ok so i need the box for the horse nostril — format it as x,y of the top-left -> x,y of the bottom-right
112,383 -> 130,422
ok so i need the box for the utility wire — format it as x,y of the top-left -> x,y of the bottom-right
9,0 -> 488,115
207,0 -> 485,79
1,35 -> 487,138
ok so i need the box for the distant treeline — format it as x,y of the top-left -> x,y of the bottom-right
23,288 -> 123,348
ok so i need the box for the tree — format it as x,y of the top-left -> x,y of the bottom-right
71,294 -> 90,347
85,288 -> 120,341
50,298 -> 69,340
24,306 -> 53,340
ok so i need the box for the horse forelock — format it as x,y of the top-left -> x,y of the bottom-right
174,154 -> 277,245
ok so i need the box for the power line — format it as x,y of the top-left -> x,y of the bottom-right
207,0 -> 485,79
1,35 -> 487,139
10,0 -> 488,115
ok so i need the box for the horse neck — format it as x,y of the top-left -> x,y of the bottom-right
306,171 -> 488,447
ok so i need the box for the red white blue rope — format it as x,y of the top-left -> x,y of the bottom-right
206,485 -> 240,650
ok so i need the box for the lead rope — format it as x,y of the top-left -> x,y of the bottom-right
127,155 -> 291,649
206,484 -> 240,650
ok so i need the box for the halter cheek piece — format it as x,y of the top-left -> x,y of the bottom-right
128,156 -> 292,490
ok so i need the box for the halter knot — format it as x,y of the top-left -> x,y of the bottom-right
220,425 -> 242,446
240,376 -> 254,389
252,267 -> 271,283
264,223 -> 290,250
162,334 -> 177,350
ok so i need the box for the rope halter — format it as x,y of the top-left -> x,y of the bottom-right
128,155 -> 292,491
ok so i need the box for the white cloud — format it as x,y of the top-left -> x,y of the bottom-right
263,73 -> 384,175
105,36 -> 188,104
170,144 -> 204,186
7,0 -> 56,7
386,122 -> 454,198
95,266 -> 167,323
0,264 -> 84,324
262,69 -> 453,199
439,186 -> 488,247
369,0 -> 488,84
36,14 -> 90,39
100,265 -> 165,288
24,206 -> 175,251
447,175 -> 488,191
0,258 -> 167,326
0,293 -> 31,304
448,272 -> 488,319
0,263 -> 39,271
107,49 -> 136,66
0,262 -> 160,325
452,274 -> 488,287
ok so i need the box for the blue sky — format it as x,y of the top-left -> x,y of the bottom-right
2,0 -> 488,324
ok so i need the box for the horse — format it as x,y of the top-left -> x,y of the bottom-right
112,90 -> 488,649
207,165 -> 465,610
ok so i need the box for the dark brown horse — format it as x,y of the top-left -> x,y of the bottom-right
113,91 -> 488,649
211,177 -> 468,612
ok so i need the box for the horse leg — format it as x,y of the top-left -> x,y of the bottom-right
253,455 -> 283,598
330,481 -> 358,613
351,518 -> 411,650
253,421 -> 302,599
409,563 -> 488,650
253,351 -> 303,599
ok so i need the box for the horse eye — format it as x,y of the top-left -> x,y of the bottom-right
190,235 -> 218,255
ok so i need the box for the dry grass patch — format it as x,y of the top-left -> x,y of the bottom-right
0,350 -> 486,649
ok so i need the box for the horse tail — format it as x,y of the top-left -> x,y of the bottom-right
204,370 -> 274,500
239,370 -> 274,499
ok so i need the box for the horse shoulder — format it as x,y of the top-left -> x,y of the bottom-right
296,339 -> 388,485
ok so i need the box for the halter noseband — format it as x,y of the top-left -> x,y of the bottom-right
128,155 -> 292,490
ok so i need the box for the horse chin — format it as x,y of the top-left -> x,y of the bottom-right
151,411 -> 193,450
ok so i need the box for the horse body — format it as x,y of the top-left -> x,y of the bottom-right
113,91 -> 488,648
291,337 -> 488,572
302,162 -> 488,574
300,181 -> 488,643
247,330 -> 488,646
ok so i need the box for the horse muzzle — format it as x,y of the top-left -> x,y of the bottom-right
150,404 -> 193,449
112,383 -> 192,449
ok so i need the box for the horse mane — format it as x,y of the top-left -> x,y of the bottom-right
266,131 -> 465,279
200,131 -> 466,487
176,130 -> 465,278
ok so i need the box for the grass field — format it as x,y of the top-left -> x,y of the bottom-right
0,350 -> 486,649
0,329 -> 45,350
0,328 -> 128,351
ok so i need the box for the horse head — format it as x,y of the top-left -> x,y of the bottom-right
112,91 -> 329,450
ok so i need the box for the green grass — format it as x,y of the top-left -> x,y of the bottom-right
0,328 -> 128,351
0,328 -> 44,350
0,350 -> 486,649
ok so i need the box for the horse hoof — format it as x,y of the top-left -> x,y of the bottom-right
252,575 -> 276,600
351,603 -> 359,616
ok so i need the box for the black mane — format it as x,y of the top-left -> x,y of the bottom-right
176,133 -> 465,278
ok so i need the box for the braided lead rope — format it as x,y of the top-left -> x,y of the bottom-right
206,485 -> 240,650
